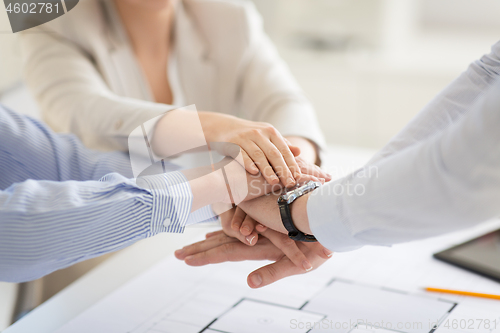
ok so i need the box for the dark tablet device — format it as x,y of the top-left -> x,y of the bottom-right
434,229 -> 500,282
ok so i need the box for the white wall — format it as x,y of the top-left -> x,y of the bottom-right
253,0 -> 499,148
2,0 -> 499,148
0,6 -> 23,92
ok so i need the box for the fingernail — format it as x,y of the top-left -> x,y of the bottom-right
241,226 -> 251,234
287,177 -> 296,187
319,178 -> 325,184
246,235 -> 256,245
250,274 -> 262,287
256,224 -> 266,232
324,248 -> 333,257
303,260 -> 313,272
175,249 -> 184,256
185,255 -> 194,262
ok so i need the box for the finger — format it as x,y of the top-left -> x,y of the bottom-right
302,242 -> 334,260
322,246 -> 334,259
297,159 -> 332,181
175,232 -> 237,260
231,206 -> 246,232
184,241 -> 281,266
247,241 -> 332,288
255,224 -> 268,233
283,138 -> 301,157
296,241 -> 333,264
222,207 -> 256,246
253,135 -> 295,188
297,160 -> 323,178
240,214 -> 259,246
289,145 -> 301,157
271,135 -> 302,180
262,229 -> 312,272
241,150 -> 259,175
239,214 -> 257,236
295,174 -> 323,184
247,243 -> 331,288
243,140 -> 280,185
247,257 -> 303,288
205,230 -> 224,239
219,207 -> 235,234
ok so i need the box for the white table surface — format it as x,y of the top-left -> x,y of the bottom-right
4,145 -> 500,333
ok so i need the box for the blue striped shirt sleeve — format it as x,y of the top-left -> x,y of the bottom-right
0,171 -> 193,283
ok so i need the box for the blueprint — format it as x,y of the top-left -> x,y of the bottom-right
53,230 -> 500,333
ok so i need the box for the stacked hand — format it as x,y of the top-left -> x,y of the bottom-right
169,112 -> 333,288
200,112 -> 333,188
175,207 -> 333,288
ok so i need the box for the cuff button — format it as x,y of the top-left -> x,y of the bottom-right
163,217 -> 172,228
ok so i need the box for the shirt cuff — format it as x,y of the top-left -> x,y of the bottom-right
307,180 -> 366,252
137,171 -> 193,234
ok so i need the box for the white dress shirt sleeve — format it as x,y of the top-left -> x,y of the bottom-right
308,72 -> 500,252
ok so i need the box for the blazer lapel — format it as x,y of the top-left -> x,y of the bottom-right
175,1 -> 216,111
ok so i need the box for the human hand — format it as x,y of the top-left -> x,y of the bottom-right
201,112 -> 302,187
236,155 -> 330,235
295,156 -> 331,182
179,154 -> 327,215
151,109 -> 330,188
175,228 -> 333,288
213,156 -> 326,206
214,206 -> 263,246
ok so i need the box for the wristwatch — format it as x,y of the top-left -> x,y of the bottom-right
278,180 -> 321,242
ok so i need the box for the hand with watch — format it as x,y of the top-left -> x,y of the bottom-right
175,158 -> 331,288
175,204 -> 333,289
278,181 -> 321,242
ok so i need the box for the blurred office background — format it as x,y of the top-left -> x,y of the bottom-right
0,0 -> 499,329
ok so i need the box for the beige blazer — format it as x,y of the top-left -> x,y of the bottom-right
20,0 -> 325,152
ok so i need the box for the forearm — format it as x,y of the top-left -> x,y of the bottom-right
309,81 -> 500,251
186,157 -> 284,211
238,192 -> 312,235
151,109 -> 221,158
0,172 -> 192,282
188,170 -> 225,212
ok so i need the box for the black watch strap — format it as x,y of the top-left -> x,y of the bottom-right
278,198 -> 317,242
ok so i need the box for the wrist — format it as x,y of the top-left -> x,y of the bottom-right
198,112 -> 235,143
289,192 -> 312,235
189,170 -> 226,212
